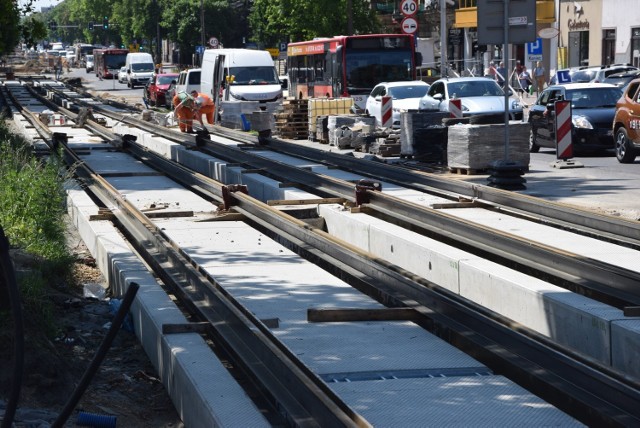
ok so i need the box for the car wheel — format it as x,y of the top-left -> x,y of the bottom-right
615,127 -> 637,163
529,128 -> 540,153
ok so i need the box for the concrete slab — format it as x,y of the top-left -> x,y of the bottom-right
330,376 -> 582,427
611,319 -> 640,379
66,181 -> 270,428
441,207 -> 640,272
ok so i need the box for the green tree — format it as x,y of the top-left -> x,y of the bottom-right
1,1 -> 22,55
248,0 -> 380,46
160,0 -> 246,65
1,0 -> 47,54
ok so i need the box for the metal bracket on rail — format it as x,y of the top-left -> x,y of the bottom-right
51,132 -> 68,150
119,134 -> 138,150
195,129 -> 211,147
354,179 -> 382,206
221,184 -> 249,211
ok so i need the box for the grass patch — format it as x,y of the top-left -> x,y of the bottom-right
0,118 -> 74,337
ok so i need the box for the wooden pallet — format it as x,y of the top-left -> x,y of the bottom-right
448,167 -> 488,175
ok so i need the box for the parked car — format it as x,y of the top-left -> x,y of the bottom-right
365,81 -> 431,128
175,68 -> 201,97
602,70 -> 640,90
85,55 -> 94,74
549,67 -> 585,85
551,64 -> 639,85
612,78 -> 640,163
144,73 -> 179,107
528,83 -> 622,154
419,77 -> 523,121
117,66 -> 127,84
591,64 -> 639,83
165,81 -> 178,109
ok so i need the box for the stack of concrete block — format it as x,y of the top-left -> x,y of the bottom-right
447,121 -> 530,171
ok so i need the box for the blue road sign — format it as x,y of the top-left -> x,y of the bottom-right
557,69 -> 572,84
526,38 -> 543,56
195,45 -> 204,54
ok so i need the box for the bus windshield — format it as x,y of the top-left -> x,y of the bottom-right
345,50 -> 413,93
106,54 -> 127,70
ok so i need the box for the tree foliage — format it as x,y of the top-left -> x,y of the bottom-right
0,0 -> 48,54
3,0 -> 382,63
248,0 -> 381,45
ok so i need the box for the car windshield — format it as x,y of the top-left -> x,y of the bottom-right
229,66 -> 279,85
566,87 -> 623,108
157,75 -> 176,85
571,70 -> 597,82
132,63 -> 154,72
387,85 -> 429,99
86,55 -> 94,62
603,73 -> 640,88
446,80 -> 504,98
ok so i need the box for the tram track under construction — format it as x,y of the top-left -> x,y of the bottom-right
2,77 -> 640,427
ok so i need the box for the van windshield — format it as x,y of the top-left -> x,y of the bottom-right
132,63 -> 154,72
229,66 -> 279,85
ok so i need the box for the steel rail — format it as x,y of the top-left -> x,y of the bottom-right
64,140 -> 369,428
36,80 -> 640,248
68,105 -> 640,307
10,86 -> 367,427
8,84 -> 640,425
203,123 -> 640,247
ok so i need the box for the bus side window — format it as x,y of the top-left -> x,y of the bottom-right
315,55 -> 323,82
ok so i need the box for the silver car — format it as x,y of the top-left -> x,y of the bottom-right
118,66 -> 127,83
419,77 -> 523,121
85,55 -> 94,74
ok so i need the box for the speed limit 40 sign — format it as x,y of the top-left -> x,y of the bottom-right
400,0 -> 418,16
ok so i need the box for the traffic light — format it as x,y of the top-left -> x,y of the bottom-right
49,20 -> 57,31
103,16 -> 109,29
88,21 -> 94,30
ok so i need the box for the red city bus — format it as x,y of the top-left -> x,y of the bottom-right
93,48 -> 128,79
287,34 -> 419,110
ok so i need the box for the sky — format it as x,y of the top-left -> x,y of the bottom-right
20,0 -> 62,14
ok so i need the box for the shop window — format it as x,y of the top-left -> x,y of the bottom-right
602,29 -> 616,65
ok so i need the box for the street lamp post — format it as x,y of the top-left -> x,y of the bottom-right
201,0 -> 206,54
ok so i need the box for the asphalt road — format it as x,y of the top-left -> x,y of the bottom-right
61,66 -> 640,221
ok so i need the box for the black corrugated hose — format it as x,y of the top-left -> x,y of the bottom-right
52,281 -> 139,428
0,226 -> 24,428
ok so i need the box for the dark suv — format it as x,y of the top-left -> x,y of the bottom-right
612,78 -> 640,163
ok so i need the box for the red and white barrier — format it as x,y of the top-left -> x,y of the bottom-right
554,100 -> 573,159
381,95 -> 392,128
449,99 -> 462,118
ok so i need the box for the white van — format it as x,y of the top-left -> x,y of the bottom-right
200,49 -> 283,104
175,68 -> 201,95
125,52 -> 154,88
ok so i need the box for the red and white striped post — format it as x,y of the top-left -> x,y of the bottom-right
449,99 -> 463,118
554,100 -> 573,160
381,96 -> 393,128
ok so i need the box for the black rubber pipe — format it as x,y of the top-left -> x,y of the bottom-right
52,282 -> 140,428
0,227 -> 24,428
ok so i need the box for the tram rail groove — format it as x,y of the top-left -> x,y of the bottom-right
62,100 -> 640,309
6,78 -> 640,425
66,127 -> 640,426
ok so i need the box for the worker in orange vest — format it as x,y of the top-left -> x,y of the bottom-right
172,91 -> 195,133
191,90 -> 215,126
